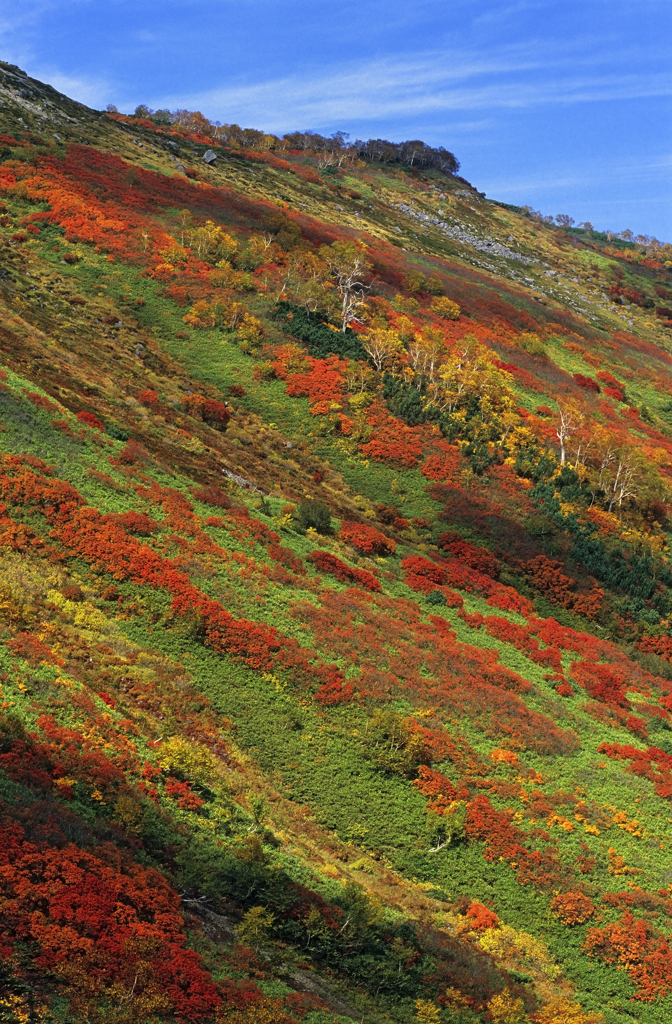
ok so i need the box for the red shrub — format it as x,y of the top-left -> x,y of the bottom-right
116,439 -> 150,465
192,485 -> 232,509
6,632 -> 62,667
571,660 -> 629,707
412,765 -> 462,812
76,411 -> 104,432
138,389 -> 160,407
466,794 -> 562,888
202,399 -> 230,429
597,370 -> 624,390
420,445 -> 462,483
573,373 -> 600,393
437,532 -> 499,577
340,521 -> 396,556
293,164 -> 321,184
0,818 -> 221,1018
183,393 -> 230,429
114,510 -> 159,535
359,401 -> 423,468
636,636 -> 672,661
598,742 -> 672,798
527,554 -> 574,606
0,454 -> 343,698
283,356 -> 346,414
310,550 -> 382,592
483,615 -> 562,672
26,393 -> 60,414
164,777 -> 205,810
164,284 -> 190,306
487,587 -> 534,616
402,555 -> 446,591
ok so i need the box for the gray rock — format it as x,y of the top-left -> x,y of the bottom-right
392,201 -> 534,263
202,149 -> 217,164
288,969 -> 359,1018
188,904 -> 237,944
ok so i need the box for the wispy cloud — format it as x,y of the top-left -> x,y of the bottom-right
485,154 -> 672,198
44,69 -> 111,107
150,42 -> 671,132
0,2 -> 110,106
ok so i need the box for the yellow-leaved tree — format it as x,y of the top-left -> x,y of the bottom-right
235,906 -> 275,952
414,998 -> 442,1024
362,327 -> 404,373
433,335 -> 513,415
486,989 -> 529,1024
532,998 -> 604,1024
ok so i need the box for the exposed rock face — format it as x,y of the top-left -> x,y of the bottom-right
392,201 -> 534,263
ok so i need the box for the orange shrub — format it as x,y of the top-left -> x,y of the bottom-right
551,891 -> 595,925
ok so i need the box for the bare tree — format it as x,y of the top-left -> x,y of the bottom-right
606,456 -> 640,512
407,328 -> 444,387
556,402 -> 583,466
319,241 -> 372,331
362,328 -> 401,372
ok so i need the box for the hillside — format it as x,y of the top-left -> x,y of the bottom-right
1,59 -> 672,1024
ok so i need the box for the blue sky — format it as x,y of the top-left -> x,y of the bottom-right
2,1 -> 671,239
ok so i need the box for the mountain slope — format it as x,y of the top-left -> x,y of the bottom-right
1,60 -> 672,1024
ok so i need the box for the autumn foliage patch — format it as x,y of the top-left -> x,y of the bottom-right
0,818 -> 221,1018
339,521 -> 396,556
309,550 -> 382,591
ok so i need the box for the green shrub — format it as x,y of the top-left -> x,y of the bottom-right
297,499 -> 333,534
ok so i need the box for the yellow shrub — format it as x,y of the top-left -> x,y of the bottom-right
517,332 -> 547,358
414,999 -> 442,1024
183,299 -> 216,329
237,312 -> 264,347
113,794 -> 144,835
479,925 -> 560,979
157,735 -> 218,786
47,590 -> 107,632
487,990 -> 528,1024
431,296 -> 460,320
0,994 -> 51,1024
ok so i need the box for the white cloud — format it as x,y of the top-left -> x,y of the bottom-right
40,69 -> 111,107
147,42 -> 671,133
484,154 -> 672,197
